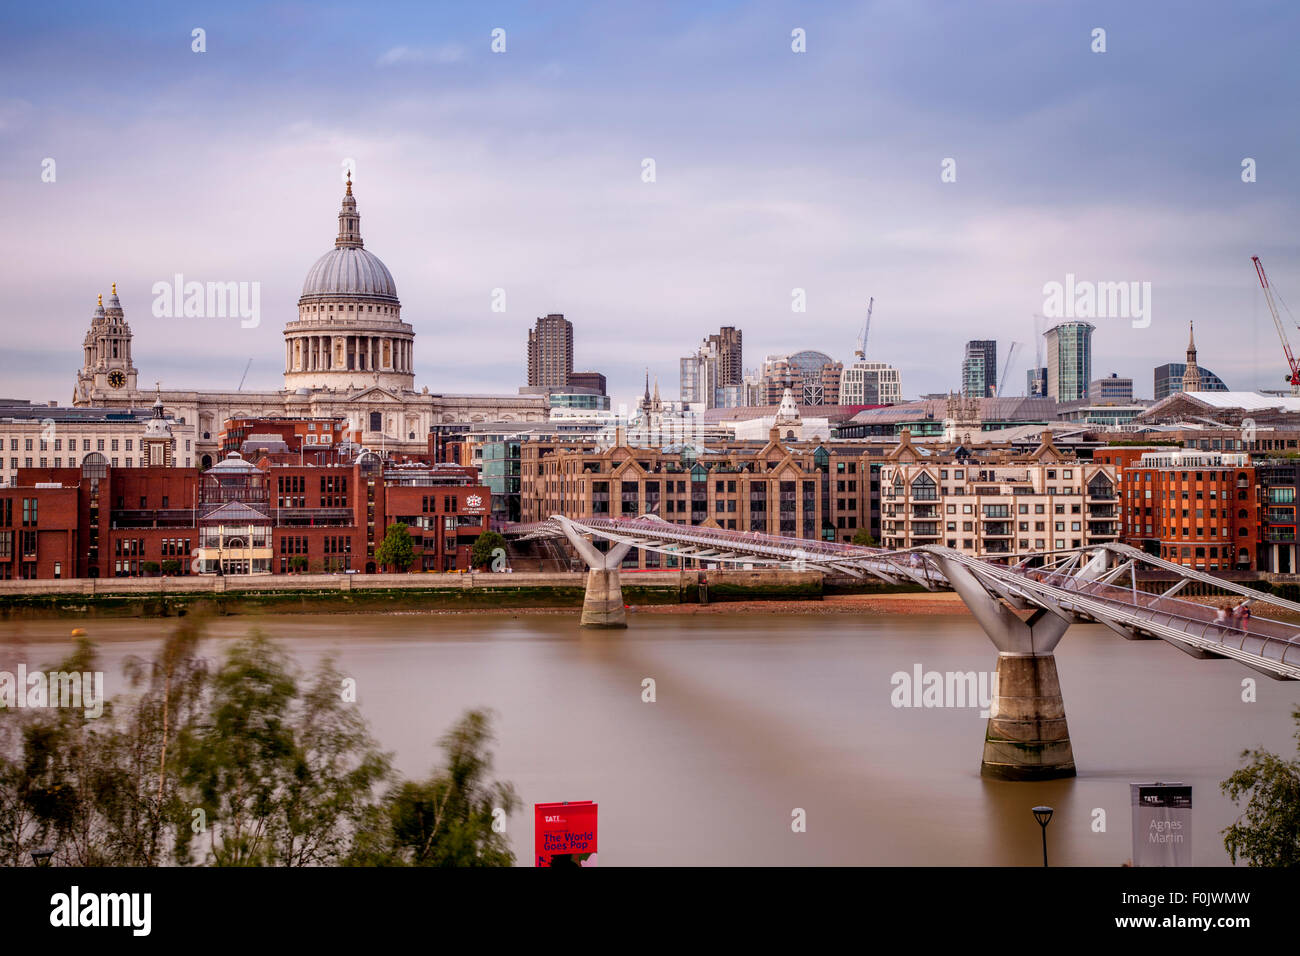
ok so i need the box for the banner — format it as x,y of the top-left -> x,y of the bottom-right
535,801 -> 598,867
1129,783 -> 1192,867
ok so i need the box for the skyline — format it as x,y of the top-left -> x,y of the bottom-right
3,0 -> 1299,412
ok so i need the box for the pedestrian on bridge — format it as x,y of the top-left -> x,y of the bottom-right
1214,607 -> 1230,629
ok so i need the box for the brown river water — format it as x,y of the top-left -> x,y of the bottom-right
3,609 -> 1295,866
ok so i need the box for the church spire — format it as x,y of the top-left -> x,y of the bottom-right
1182,320 -> 1201,393
335,171 -> 364,249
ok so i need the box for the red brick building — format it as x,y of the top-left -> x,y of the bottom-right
219,416 -> 349,455
1117,450 -> 1259,571
1,450 -> 488,579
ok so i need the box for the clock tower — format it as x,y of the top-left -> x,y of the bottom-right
74,283 -> 139,403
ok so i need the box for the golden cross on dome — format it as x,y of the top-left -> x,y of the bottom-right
346,170 -> 353,196
112,282 -> 116,295
98,294 -> 102,306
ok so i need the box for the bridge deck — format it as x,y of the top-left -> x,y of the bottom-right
504,516 -> 1300,678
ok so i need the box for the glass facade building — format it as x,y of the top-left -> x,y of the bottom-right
480,440 -> 522,525
1045,321 -> 1094,402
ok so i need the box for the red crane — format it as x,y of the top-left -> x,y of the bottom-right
1253,256 -> 1300,394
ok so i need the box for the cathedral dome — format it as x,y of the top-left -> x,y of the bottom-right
297,173 -> 399,303
301,247 -> 397,300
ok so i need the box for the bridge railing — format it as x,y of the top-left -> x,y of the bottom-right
1015,566 -> 1300,664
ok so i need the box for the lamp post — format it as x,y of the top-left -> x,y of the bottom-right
29,847 -> 54,867
1032,805 -> 1054,867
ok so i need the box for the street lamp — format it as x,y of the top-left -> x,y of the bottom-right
29,847 -> 54,867
1032,805 -> 1054,867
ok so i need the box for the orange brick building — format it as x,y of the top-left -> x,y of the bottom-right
1117,450 -> 1259,571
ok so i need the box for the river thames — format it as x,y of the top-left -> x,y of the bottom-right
3,609 -> 1295,866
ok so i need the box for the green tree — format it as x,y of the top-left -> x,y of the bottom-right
1,629 -> 514,868
851,529 -> 876,547
272,657 -> 392,866
471,531 -> 507,570
1221,708 -> 1300,866
161,559 -> 181,576
353,709 -> 518,866
289,556 -> 308,573
375,523 -> 415,572
142,561 -> 161,577
175,633 -> 298,866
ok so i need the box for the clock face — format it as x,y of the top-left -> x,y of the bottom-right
108,369 -> 126,389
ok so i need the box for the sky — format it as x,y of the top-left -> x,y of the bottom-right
2,0 -> 1299,413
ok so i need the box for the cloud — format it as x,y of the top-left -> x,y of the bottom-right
375,44 -> 465,68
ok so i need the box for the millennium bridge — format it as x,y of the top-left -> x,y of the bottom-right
506,515 -> 1300,781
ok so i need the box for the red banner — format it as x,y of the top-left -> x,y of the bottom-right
534,801 -> 598,867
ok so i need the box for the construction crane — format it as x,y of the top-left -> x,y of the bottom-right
996,341 -> 1022,397
237,359 -> 253,391
855,297 -> 874,360
1252,256 -> 1300,396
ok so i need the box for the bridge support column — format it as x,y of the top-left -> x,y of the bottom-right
983,653 -> 1074,781
935,555 -> 1076,781
554,517 -> 633,628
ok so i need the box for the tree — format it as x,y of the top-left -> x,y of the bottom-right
271,657 -> 392,866
0,629 -> 513,868
142,561 -> 161,577
288,556 -> 308,573
1221,708 -> 1300,866
352,709 -> 518,866
375,523 -> 415,572
471,531 -> 507,570
851,529 -> 876,547
175,632 -> 298,866
161,559 -> 181,576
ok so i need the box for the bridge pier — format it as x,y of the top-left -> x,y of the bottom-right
936,555 -> 1076,781
555,517 -> 633,628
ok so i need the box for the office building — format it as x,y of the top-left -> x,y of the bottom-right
961,340 -> 997,398
527,314 -> 574,388
1089,374 -> 1134,404
1045,321 -> 1094,402
840,362 -> 904,406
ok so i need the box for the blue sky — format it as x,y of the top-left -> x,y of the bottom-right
2,0 -> 1298,410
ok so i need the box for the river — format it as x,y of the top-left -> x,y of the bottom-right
3,609 -> 1295,866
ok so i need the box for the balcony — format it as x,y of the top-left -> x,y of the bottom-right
273,507 -> 357,528
111,508 -> 198,529
982,522 -> 1013,537
911,523 -> 941,538
1086,506 -> 1117,518
912,505 -> 939,519
1265,529 -> 1297,543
